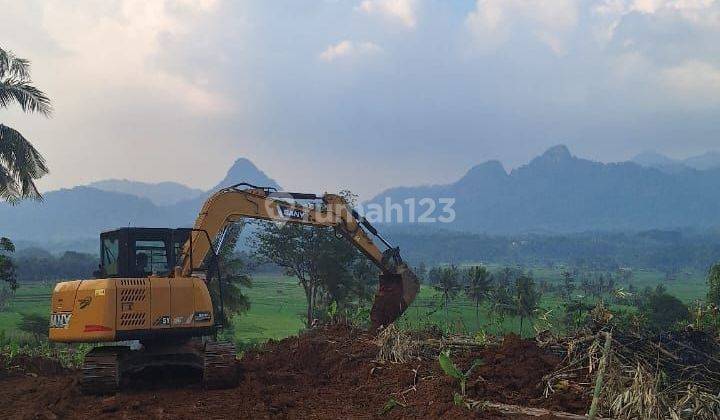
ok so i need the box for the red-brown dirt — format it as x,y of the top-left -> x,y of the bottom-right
1,325 -> 589,419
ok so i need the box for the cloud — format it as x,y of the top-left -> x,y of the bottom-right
319,40 -> 382,62
594,0 -> 720,40
5,0 -> 720,198
356,0 -> 418,29
36,0 -> 229,115
631,0 -> 718,15
595,0 -> 717,16
465,0 -> 579,54
659,60 -> 720,103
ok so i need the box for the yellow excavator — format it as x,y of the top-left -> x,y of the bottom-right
49,183 -> 420,394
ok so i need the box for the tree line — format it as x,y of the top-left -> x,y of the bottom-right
419,264 -> 540,334
410,261 -> 720,337
388,228 -> 720,273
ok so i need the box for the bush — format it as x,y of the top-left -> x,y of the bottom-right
18,312 -> 49,339
707,263 -> 720,307
641,287 -> 689,331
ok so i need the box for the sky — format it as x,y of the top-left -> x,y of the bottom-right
2,0 -> 720,199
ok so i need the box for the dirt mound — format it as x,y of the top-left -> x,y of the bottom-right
471,334 -> 589,413
476,334 -> 558,398
1,325 -> 589,419
0,353 -> 68,379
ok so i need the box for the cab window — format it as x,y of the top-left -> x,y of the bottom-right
102,237 -> 119,277
134,240 -> 169,276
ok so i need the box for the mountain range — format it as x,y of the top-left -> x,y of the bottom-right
86,158 -> 280,207
367,145 -> 720,234
2,147 -> 720,249
632,150 -> 720,173
87,179 -> 205,206
0,158 -> 280,246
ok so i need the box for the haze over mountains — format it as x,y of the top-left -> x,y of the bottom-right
0,158 -> 280,246
2,147 -> 720,249
367,145 -> 720,234
87,180 -> 205,206
632,150 -> 720,173
86,158 -> 280,206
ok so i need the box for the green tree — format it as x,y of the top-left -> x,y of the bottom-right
254,223 -> 321,327
497,267 -> 514,287
464,265 -> 492,326
580,277 -> 592,297
0,237 -> 17,308
618,268 -> 633,285
488,284 -> 514,332
415,261 -> 428,283
1,46 -> 51,201
13,249 -> 97,282
427,266 -> 441,285
707,263 -> 720,307
432,265 -> 461,326
562,299 -> 593,331
347,258 -> 379,308
561,270 -> 575,300
515,274 -> 540,336
253,217 -> 372,327
315,226 -> 374,311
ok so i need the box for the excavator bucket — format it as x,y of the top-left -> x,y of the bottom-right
370,263 -> 420,328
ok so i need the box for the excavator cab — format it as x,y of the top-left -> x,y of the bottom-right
97,228 -> 191,279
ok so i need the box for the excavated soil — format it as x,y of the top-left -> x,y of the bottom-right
1,325 -> 589,419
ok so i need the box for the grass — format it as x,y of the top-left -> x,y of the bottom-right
229,275 -> 306,345
0,282 -> 53,333
0,267 -> 710,344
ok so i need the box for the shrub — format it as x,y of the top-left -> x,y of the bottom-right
641,287 -> 689,331
18,312 -> 49,339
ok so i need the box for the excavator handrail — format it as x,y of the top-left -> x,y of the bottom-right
220,182 -> 278,193
184,227 -> 226,326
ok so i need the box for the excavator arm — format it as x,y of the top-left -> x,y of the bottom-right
178,183 -> 420,327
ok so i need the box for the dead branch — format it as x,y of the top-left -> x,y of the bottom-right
476,401 -> 609,419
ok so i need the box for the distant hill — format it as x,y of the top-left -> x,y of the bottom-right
367,145 -> 720,234
632,150 -> 720,173
87,179 -> 204,206
0,187 -> 165,242
684,151 -> 720,171
162,158 -> 282,227
5,148 -> 720,245
211,158 -> 280,191
0,157 -> 282,245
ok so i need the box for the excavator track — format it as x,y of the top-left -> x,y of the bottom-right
203,341 -> 238,389
81,347 -> 124,395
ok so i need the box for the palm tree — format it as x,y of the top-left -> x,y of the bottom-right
561,270 -> 575,300
464,266 -> 492,327
1,46 -> 52,202
432,265 -> 461,327
515,274 -> 540,336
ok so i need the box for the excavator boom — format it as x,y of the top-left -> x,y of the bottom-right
180,184 -> 420,327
